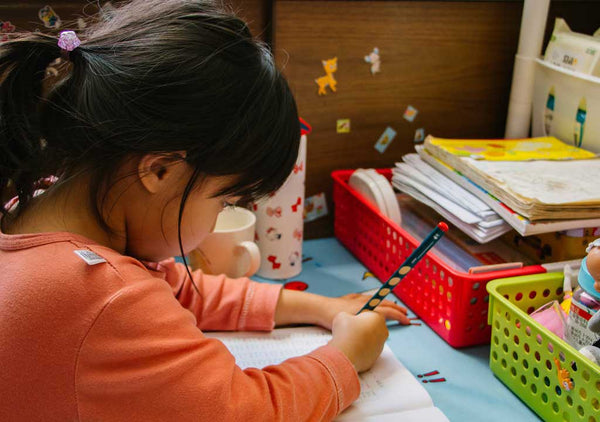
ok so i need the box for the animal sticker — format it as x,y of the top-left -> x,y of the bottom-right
38,5 -> 61,29
414,128 -> 426,143
403,105 -> 419,122
364,47 -> 381,75
315,57 -> 338,96
374,126 -> 397,154
336,119 -> 351,134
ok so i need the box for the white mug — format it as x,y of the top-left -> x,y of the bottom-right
189,207 -> 260,278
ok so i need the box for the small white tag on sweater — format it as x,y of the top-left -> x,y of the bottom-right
74,250 -> 106,265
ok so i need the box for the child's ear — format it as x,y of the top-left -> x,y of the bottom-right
137,152 -> 186,194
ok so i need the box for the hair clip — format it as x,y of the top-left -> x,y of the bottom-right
57,30 -> 81,52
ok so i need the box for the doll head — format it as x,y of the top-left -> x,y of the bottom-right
584,241 -> 600,296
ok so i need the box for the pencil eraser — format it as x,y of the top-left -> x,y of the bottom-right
437,222 -> 449,232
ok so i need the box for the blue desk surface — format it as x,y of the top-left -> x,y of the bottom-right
252,238 -> 541,422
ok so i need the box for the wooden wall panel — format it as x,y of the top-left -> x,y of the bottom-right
273,0 -> 600,239
0,1 -> 269,39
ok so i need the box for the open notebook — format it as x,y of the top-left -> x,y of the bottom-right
205,326 -> 448,421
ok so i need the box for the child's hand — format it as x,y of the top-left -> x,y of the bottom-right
318,293 -> 410,330
328,311 -> 388,373
274,289 -> 409,330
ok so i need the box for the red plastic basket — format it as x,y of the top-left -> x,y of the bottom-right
332,169 -> 547,347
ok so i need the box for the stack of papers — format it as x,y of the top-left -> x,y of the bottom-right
424,136 -> 600,220
418,137 -> 600,236
392,154 -> 512,243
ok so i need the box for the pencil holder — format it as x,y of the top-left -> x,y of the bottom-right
253,134 -> 307,280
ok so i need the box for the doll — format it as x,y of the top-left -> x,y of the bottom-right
577,240 -> 600,364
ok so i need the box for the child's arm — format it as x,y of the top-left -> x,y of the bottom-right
153,258 -> 409,331
76,278 -> 361,421
151,258 -> 282,331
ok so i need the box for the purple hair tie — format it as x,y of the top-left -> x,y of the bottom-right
57,30 -> 81,54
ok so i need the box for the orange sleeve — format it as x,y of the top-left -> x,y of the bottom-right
75,279 -> 360,422
154,258 -> 282,332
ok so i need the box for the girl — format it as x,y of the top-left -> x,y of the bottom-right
0,1 -> 408,420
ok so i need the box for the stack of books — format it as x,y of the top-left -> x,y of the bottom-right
405,136 -> 600,237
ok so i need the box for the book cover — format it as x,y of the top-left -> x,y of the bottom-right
425,136 -> 596,161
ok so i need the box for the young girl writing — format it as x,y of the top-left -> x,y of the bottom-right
0,1 -> 408,420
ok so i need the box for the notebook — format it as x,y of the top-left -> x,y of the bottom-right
424,136 -> 600,220
425,135 -> 596,162
205,326 -> 449,421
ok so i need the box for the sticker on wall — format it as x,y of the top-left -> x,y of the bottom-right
414,128 -> 426,143
304,193 -> 328,222
0,21 -> 16,42
315,57 -> 338,96
38,5 -> 61,29
336,118 -> 351,134
374,126 -> 397,154
403,105 -> 419,122
364,47 -> 381,75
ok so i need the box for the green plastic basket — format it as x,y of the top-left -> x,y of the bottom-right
487,273 -> 600,422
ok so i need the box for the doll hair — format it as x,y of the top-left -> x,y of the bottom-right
0,0 -> 299,275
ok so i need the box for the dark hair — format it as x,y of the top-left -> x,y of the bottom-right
0,0 -> 299,273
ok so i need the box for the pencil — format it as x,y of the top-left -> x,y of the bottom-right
357,222 -> 449,314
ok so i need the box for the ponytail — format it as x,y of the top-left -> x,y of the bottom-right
0,33 -> 62,215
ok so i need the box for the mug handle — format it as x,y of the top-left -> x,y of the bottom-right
240,241 -> 261,277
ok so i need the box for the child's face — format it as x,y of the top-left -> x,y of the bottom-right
119,157 -> 239,262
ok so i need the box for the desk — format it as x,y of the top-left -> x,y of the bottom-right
253,238 -> 541,422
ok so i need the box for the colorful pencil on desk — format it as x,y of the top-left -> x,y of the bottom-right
357,222 -> 449,314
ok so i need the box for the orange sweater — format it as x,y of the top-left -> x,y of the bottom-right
0,230 -> 360,421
